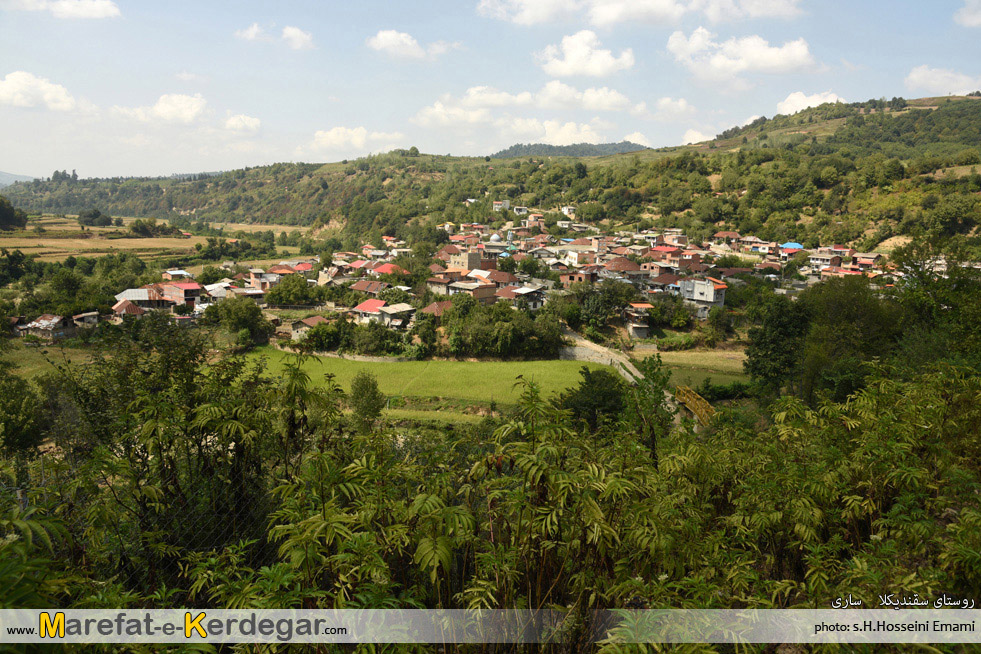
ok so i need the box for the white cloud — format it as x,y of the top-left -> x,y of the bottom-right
4,0 -> 120,19
367,30 -> 426,58
234,23 -> 314,50
307,126 -> 404,152
477,0 -> 801,25
114,93 -> 207,124
427,41 -> 462,57
904,65 -> 981,96
667,26 -> 814,86
412,100 -> 492,127
690,0 -> 801,22
366,29 -> 461,60
587,0 -> 688,27
538,30 -> 635,77
234,22 -> 267,41
581,86 -> 635,111
0,71 -> 76,111
741,114 -> 761,125
776,90 -> 843,115
955,0 -> 981,27
281,26 -> 314,50
476,0 -> 580,25
623,131 -> 651,146
654,96 -> 694,118
500,117 -> 604,145
536,80 -> 582,108
224,114 -> 261,133
682,128 -> 712,144
460,86 -> 533,107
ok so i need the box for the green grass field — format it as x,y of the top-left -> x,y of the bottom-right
4,341 -> 94,378
250,346 -> 605,404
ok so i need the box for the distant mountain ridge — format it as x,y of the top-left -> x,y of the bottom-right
491,141 -> 648,158
0,171 -> 34,188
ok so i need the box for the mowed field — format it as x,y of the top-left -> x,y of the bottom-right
632,346 -> 749,388
251,346 -> 605,408
1,216 -> 308,263
2,216 -> 207,262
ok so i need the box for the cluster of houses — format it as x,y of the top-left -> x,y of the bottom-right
9,201 -> 903,344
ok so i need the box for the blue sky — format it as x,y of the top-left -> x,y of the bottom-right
1,0 -> 980,177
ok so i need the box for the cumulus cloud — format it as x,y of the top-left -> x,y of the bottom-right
307,126 -> 404,152
623,131 -> 651,146
365,29 -> 461,59
500,117 -> 604,145
586,0 -> 689,26
420,81 -> 648,119
114,93 -> 207,124
3,0 -> 120,19
235,23 -> 314,50
367,30 -> 425,58
281,26 -> 314,50
538,30 -> 635,77
535,80 -> 646,113
0,70 -> 76,111
476,0 -> 802,25
234,22 -> 267,41
476,0 -> 580,25
682,128 -> 712,144
175,71 -> 207,83
460,86 -> 533,107
667,26 -> 814,86
224,114 -> 261,133
654,96 -> 695,118
955,0 -> 981,27
776,90 -> 843,115
412,100 -> 492,127
690,0 -> 801,22
904,65 -> 981,95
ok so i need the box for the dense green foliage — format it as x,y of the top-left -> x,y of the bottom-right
744,239 -> 981,402
2,310 -> 980,647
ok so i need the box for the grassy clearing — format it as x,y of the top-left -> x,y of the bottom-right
4,341 -> 94,378
250,346 -> 604,404
629,346 -> 750,388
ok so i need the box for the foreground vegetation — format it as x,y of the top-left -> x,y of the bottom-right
1,307 -> 979,653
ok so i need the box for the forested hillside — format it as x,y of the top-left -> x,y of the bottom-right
490,141 -> 648,158
5,96 -> 981,253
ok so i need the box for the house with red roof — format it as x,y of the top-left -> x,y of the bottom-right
419,300 -> 454,318
352,299 -> 386,324
350,279 -> 390,296
291,315 -> 330,340
372,263 -> 409,277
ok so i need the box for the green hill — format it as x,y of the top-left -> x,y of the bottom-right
4,96 -> 981,252
490,141 -> 648,158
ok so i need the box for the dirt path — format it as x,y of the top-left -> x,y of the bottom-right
560,328 -> 686,426
559,328 -> 643,382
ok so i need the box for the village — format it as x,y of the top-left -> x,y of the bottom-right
9,200 -> 900,348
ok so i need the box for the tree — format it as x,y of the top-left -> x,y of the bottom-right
196,266 -> 225,286
349,370 -> 385,433
0,194 -> 27,230
555,366 -> 625,432
204,296 -> 273,343
265,274 -> 316,306
745,294 -> 810,398
622,354 -> 675,468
